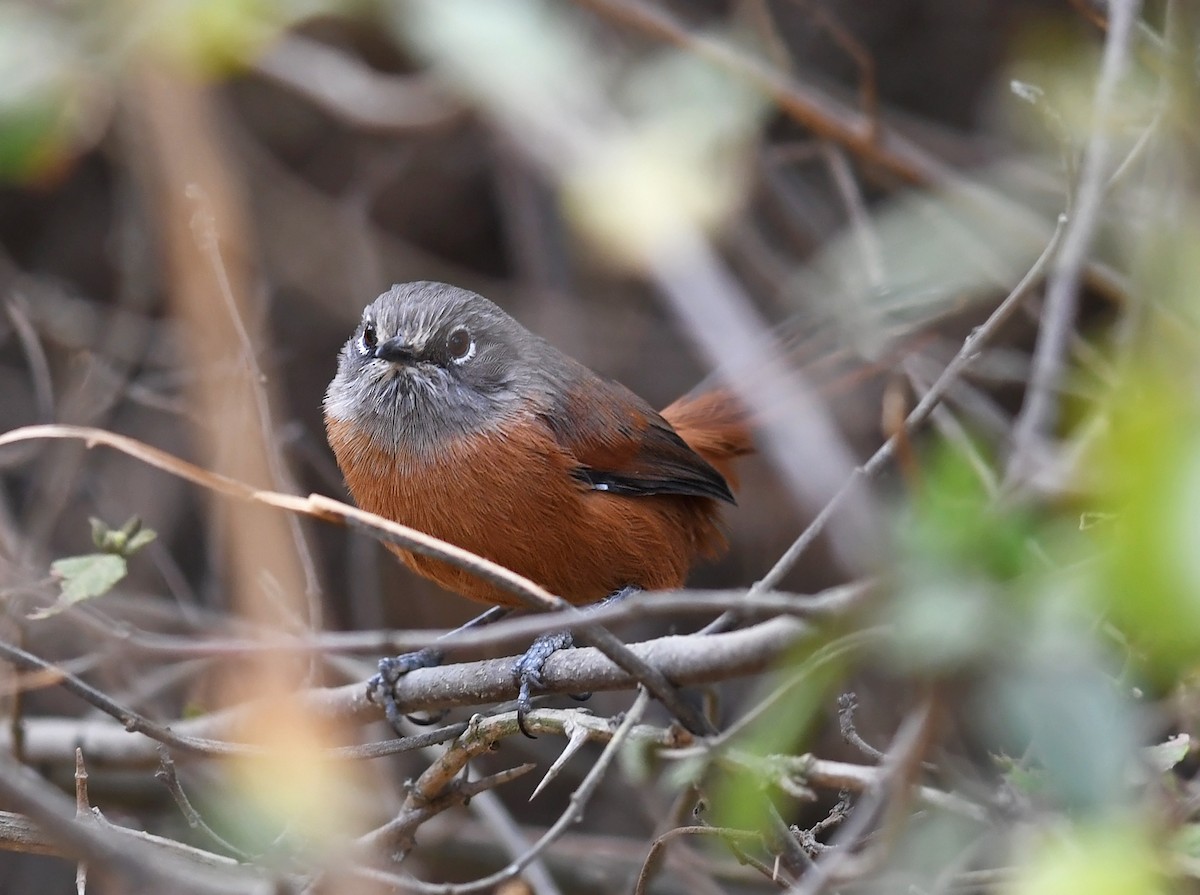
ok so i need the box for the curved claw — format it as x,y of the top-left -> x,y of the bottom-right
516,676 -> 538,739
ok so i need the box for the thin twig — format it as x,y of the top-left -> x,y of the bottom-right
572,0 -> 947,184
821,144 -> 885,290
468,790 -> 565,895
837,693 -> 884,762
634,825 -> 770,895
4,294 -> 54,423
784,696 -> 950,895
61,584 -> 864,663
1006,0 -> 1142,485
156,749 -> 253,860
187,188 -> 324,632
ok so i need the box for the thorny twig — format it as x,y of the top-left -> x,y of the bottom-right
793,792 -> 852,857
785,696 -> 951,895
354,692 -> 654,895
155,749 -> 254,861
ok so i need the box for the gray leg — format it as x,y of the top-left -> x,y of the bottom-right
369,606 -> 513,732
511,586 -> 639,737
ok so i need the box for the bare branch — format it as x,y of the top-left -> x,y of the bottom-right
1007,0 -> 1143,484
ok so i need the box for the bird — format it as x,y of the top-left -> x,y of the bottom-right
324,281 -> 753,729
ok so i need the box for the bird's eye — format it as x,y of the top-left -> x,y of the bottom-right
447,327 -> 473,363
360,322 -> 378,354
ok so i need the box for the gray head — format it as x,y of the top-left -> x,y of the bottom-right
324,282 -> 555,455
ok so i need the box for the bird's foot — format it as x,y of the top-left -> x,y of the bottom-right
511,585 -> 641,737
368,647 -> 445,733
513,631 -> 573,738
367,606 -> 513,733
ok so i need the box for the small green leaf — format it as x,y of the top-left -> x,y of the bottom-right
88,516 -> 109,548
124,527 -> 157,554
44,553 -> 127,608
87,515 -> 156,557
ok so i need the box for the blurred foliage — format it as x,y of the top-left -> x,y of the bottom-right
0,5 -> 92,182
139,0 -> 321,73
1007,821 -> 1166,895
0,0 -> 340,182
403,0 -> 767,267
1085,216 -> 1200,679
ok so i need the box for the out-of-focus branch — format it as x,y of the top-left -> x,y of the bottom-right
254,34 -> 464,132
0,753 -> 274,894
1007,0 -> 1142,485
572,0 -> 947,185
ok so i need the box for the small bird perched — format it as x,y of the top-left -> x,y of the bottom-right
324,282 -> 752,726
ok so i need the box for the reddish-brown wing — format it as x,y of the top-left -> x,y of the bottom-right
539,376 -> 743,504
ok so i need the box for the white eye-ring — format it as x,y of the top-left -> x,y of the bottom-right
447,327 -> 474,364
359,321 -> 378,355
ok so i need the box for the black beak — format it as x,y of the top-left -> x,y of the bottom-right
374,338 -> 419,365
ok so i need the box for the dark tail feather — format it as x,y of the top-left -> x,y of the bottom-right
661,389 -> 754,491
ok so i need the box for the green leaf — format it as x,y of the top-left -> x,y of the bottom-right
709,632 -> 860,831
902,441 -> 1035,583
124,527 -> 157,554
1085,366 -> 1200,677
37,553 -> 128,616
887,441 -> 1043,672
0,6 -> 87,183
143,0 -> 300,75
